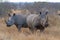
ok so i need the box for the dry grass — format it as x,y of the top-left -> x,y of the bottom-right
0,13 -> 60,40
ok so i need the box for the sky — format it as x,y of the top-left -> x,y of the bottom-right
3,0 -> 60,2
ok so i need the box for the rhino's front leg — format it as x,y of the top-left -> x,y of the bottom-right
39,25 -> 45,32
17,25 -> 22,32
15,24 -> 22,32
29,26 -> 35,33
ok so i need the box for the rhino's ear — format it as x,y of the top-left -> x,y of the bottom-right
13,13 -> 16,16
8,14 -> 11,17
45,12 -> 48,15
39,12 -> 41,15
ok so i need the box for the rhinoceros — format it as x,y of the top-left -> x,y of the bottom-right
26,12 -> 49,32
5,13 -> 27,31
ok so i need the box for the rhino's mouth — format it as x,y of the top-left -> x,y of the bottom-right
7,24 -> 11,27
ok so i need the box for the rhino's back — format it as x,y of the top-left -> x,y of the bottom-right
14,14 -> 26,25
27,14 -> 40,27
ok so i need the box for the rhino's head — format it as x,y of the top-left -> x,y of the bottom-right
39,11 -> 49,27
5,13 -> 16,27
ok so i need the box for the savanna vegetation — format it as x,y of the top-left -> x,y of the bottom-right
0,2 -> 60,40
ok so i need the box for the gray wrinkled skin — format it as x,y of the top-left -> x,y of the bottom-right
26,12 -> 48,32
6,14 -> 27,31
